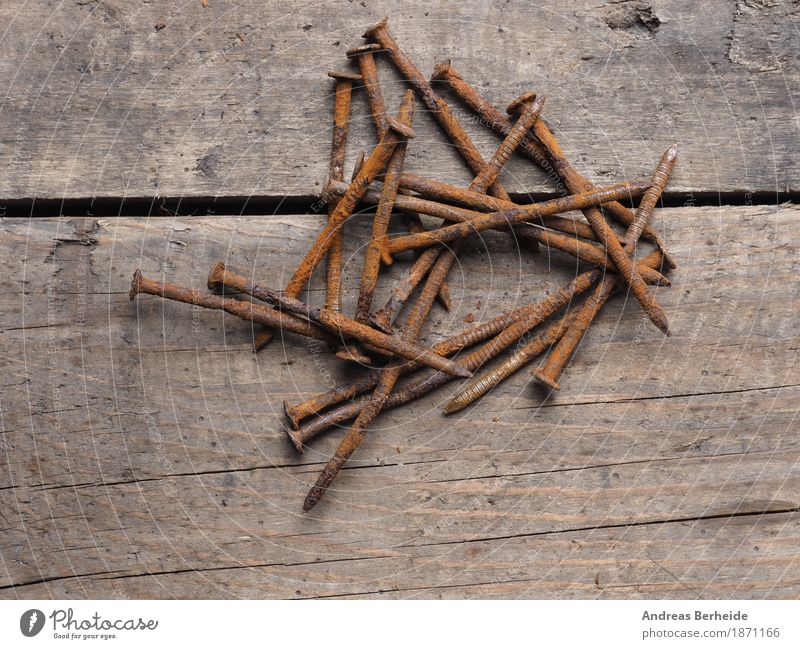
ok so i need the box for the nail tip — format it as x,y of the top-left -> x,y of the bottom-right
303,487 -> 323,512
253,332 -> 273,352
663,252 -> 679,269
667,142 -> 679,158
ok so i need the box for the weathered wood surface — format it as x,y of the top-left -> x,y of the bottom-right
1,204 -> 799,598
0,0 -> 797,200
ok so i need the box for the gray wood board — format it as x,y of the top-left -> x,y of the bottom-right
0,0 -> 797,201
1,204 -> 799,598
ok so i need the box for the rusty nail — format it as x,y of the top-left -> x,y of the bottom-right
363,18 -> 540,253
287,268 -> 591,450
303,244 -> 460,510
362,18 -> 508,200
388,172 -> 600,242
254,73 -> 363,354
577,206 -> 670,335
531,152 -> 677,390
370,246 -> 441,333
208,263 -> 471,378
384,179 -> 651,255
325,69 -> 361,314
285,266 -> 602,437
431,60 -> 676,268
284,108 -> 415,300
430,59 -> 551,170
129,270 -> 335,344
346,42 -> 388,137
443,311 -> 578,414
326,178 -> 667,285
531,276 -> 615,391
396,211 -> 452,309
469,93 -> 545,195
330,153 -> 376,364
354,89 -> 415,325
622,143 -> 678,251
522,98 -> 679,271
366,93 -> 544,332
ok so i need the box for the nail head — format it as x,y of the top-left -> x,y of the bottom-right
506,91 -> 537,115
362,17 -> 389,40
207,262 -> 227,292
385,114 -> 415,139
327,70 -> 362,82
346,43 -> 383,58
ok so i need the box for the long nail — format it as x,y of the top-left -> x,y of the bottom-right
383,171 -> 601,241
521,108 -> 671,333
254,74 -> 363,355
338,92 -> 416,364
622,143 -> 678,250
346,43 -> 389,137
208,263 -> 471,378
448,250 -> 668,405
325,70 -> 362,312
129,270 -> 335,344
384,180 -> 651,255
289,280 -> 580,450
284,109 -> 415,299
285,253 -> 670,444
330,151 -> 377,364
469,93 -> 545,195
526,102 -> 679,271
368,93 -> 543,337
397,212 -> 452,308
285,267 -> 601,437
354,90 -> 415,325
430,59 -> 551,167
532,150 -> 677,390
584,204 -> 672,334
431,60 -> 676,268
443,312 -> 577,414
368,96 -> 544,333
303,244 -> 459,510
363,17 -> 540,253
531,275 -> 616,391
388,172 -> 600,242
326,178 -> 664,283
370,246 -> 441,333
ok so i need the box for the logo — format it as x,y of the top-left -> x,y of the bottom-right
20,609 -> 45,637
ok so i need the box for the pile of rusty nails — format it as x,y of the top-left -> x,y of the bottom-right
129,18 -> 678,512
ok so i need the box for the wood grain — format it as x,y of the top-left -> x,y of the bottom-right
0,0 -> 796,200
1,205 -> 799,598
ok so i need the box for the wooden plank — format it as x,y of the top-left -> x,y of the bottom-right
1,204 -> 799,597
3,512 -> 798,599
0,0 -> 797,200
